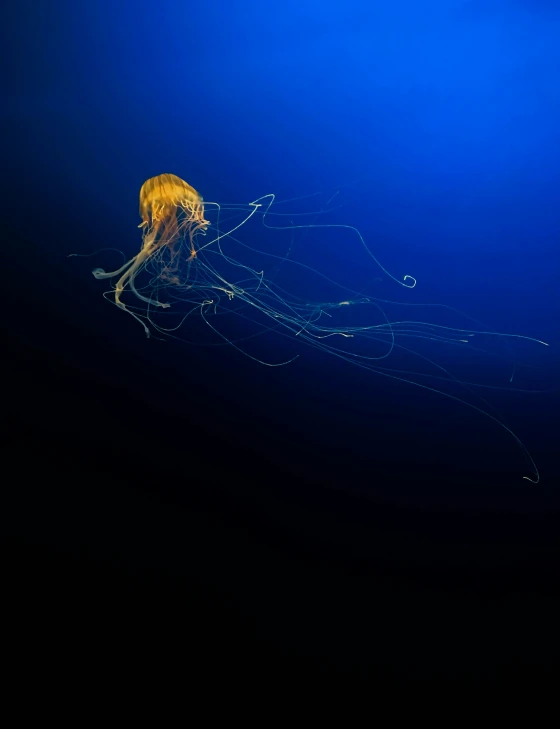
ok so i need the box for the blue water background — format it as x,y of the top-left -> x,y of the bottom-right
6,0 -> 559,504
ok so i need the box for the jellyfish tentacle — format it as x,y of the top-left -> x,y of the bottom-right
92,254 -> 140,280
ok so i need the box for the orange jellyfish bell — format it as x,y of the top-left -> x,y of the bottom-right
139,173 -> 208,246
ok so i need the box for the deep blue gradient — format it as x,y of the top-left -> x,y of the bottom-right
4,0 -> 559,679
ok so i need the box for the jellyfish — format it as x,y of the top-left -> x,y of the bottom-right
87,173 -> 548,482
92,173 -> 210,332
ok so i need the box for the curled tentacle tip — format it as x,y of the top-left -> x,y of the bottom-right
403,274 -> 417,288
92,268 -> 105,278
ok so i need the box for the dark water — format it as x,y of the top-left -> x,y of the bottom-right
3,0 -> 559,682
